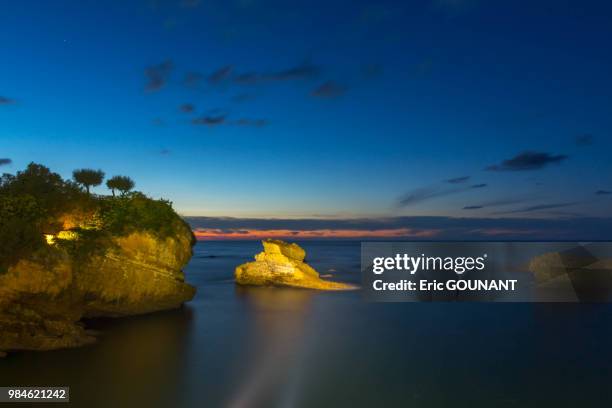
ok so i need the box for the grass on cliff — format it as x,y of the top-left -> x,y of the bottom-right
0,163 -> 188,272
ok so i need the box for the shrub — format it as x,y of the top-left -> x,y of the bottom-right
0,163 -> 183,272
0,194 -> 45,272
1,163 -> 85,216
99,192 -> 178,238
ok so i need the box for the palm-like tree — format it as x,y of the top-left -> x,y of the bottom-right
72,169 -> 105,194
106,175 -> 135,196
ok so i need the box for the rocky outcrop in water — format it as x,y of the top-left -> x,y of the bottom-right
529,245 -> 612,302
0,164 -> 196,354
0,222 -> 195,353
235,239 -> 354,290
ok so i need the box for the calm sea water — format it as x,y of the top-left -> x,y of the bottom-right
2,240 -> 612,407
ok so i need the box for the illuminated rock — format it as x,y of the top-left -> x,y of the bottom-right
235,239 -> 355,290
79,229 -> 196,317
529,246 -> 612,302
0,208 -> 195,353
529,246 -> 599,283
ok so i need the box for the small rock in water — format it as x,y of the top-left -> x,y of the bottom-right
235,239 -> 355,290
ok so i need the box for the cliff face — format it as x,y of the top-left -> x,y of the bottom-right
235,239 -> 355,290
0,217 -> 195,353
529,246 -> 612,302
79,228 -> 195,317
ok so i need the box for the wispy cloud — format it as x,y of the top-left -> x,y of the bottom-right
596,190 -> 612,195
0,96 -> 15,105
399,183 -> 486,207
311,81 -> 347,98
192,115 -> 226,126
486,151 -> 568,171
446,176 -> 470,184
267,62 -> 320,81
179,103 -> 195,113
208,65 -> 233,84
234,118 -> 268,127
144,60 -> 173,92
462,198 -> 527,211
190,114 -> 268,128
492,202 -> 578,215
233,62 -> 320,85
0,158 -> 12,166
399,187 -> 457,206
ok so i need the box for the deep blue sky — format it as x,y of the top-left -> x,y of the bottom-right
1,0 -> 611,224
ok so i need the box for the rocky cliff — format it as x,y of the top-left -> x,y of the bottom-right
529,245 -> 612,302
0,219 -> 195,353
0,164 -> 196,354
235,239 -> 355,290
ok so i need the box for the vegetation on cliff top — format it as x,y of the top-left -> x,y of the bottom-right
0,163 -> 189,272
106,175 -> 135,197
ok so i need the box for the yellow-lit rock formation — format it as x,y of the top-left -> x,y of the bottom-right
235,239 -> 355,290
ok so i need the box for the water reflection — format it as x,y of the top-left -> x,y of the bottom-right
229,287 -> 315,408
0,307 -> 194,407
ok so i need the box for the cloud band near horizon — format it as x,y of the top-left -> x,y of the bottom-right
185,215 -> 612,240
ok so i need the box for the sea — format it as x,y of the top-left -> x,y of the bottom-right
1,240 -> 612,407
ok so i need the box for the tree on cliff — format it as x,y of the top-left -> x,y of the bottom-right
0,162 -> 178,275
0,163 -> 84,271
73,169 -> 105,194
106,175 -> 135,196
1,163 -> 83,215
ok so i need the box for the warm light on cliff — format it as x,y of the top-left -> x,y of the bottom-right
58,231 -> 79,240
44,231 -> 80,245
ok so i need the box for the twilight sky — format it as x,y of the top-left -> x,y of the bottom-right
1,0 -> 612,238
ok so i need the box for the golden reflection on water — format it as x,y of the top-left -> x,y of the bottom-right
0,286 -> 323,408
229,287 -> 315,408
0,308 -> 194,408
